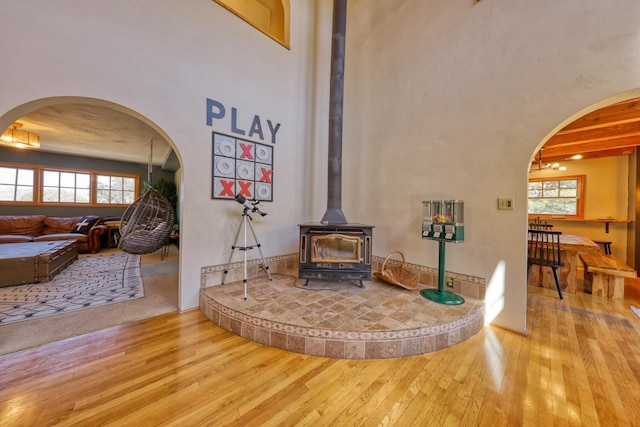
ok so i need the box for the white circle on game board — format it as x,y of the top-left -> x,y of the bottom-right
219,140 -> 234,156
237,164 -> 252,179
216,158 -> 233,174
257,184 -> 271,199
256,146 -> 270,161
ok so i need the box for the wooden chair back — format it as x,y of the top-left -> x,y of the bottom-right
529,218 -> 554,230
527,229 -> 564,299
528,229 -> 563,268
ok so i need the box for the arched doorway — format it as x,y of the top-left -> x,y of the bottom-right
526,91 -> 640,300
0,97 -> 182,354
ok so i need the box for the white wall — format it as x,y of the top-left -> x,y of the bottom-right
0,0 -> 323,311
340,0 -> 640,333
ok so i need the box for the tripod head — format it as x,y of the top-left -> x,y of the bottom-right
235,194 -> 267,217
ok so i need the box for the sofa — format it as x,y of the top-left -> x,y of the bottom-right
0,215 -> 108,254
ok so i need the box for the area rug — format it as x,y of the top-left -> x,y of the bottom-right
0,253 -> 143,325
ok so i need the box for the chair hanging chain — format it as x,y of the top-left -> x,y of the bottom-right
147,138 -> 153,186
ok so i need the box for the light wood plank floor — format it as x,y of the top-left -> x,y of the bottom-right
1,281 -> 640,426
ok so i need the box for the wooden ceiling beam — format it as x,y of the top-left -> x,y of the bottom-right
544,134 -> 640,152
546,120 -> 640,146
535,147 -> 634,163
536,138 -> 640,161
536,97 -> 640,163
560,98 -> 640,133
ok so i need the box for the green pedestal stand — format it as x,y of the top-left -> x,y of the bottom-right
420,241 -> 465,305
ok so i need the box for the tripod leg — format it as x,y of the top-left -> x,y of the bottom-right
243,214 -> 248,300
246,218 -> 272,281
222,214 -> 244,286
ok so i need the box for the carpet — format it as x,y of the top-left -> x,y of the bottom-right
0,252 -> 143,325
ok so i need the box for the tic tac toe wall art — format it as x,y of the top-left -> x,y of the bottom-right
212,132 -> 274,201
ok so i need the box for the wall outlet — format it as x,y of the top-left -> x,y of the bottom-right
258,263 -> 264,272
446,277 -> 454,288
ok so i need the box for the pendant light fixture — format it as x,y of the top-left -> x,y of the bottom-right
0,122 -> 40,149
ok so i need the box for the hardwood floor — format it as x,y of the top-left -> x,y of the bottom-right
1,281 -> 640,426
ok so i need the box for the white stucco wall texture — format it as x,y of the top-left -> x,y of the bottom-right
341,0 -> 640,332
2,0 -> 640,334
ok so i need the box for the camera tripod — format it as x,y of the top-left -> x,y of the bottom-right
221,206 -> 272,300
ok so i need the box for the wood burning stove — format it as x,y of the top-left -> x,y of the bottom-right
298,0 -> 373,286
298,223 -> 373,287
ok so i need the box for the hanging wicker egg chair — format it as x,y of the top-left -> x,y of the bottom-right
118,139 -> 176,255
118,187 -> 175,255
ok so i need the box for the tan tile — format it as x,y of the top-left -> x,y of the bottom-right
326,340 -> 346,359
200,267 -> 486,360
306,337 -> 325,357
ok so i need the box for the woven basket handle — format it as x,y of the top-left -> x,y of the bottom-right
381,251 -> 406,272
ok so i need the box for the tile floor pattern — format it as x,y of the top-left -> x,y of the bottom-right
200,271 -> 485,359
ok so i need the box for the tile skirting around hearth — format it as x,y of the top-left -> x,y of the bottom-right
201,253 -> 487,301
199,269 -> 485,359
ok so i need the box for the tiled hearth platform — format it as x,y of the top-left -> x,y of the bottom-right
200,272 -> 485,359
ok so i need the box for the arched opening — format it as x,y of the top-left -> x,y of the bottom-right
526,90 -> 640,304
0,97 -> 182,352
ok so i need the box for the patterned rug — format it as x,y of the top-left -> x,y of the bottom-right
0,253 -> 143,325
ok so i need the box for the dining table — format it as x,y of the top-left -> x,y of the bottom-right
528,233 -> 600,294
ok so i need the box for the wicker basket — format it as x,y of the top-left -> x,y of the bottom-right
373,251 -> 419,290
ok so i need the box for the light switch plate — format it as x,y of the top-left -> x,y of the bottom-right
498,198 -> 514,210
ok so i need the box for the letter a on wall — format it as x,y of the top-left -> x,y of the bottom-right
212,132 -> 273,201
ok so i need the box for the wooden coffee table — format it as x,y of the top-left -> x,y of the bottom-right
0,240 -> 79,287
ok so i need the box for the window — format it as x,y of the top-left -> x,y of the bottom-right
0,166 -> 35,202
528,175 -> 585,219
0,162 -> 139,207
212,0 -> 290,49
42,170 -> 91,204
96,175 -> 137,205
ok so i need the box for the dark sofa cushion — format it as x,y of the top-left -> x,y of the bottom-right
71,215 -> 101,234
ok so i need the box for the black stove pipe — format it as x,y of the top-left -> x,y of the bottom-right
321,0 -> 348,225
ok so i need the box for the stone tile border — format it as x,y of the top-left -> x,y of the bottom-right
199,286 -> 485,360
201,253 -> 487,300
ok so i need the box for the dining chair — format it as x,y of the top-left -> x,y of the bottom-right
527,229 -> 564,299
594,240 -> 612,255
529,219 -> 554,230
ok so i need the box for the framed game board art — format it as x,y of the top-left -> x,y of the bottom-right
212,132 -> 273,202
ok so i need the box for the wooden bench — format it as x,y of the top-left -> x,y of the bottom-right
578,252 -> 636,300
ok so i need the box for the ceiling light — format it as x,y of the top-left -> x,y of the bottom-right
0,123 -> 40,149
570,154 -> 583,160
529,148 -> 568,173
